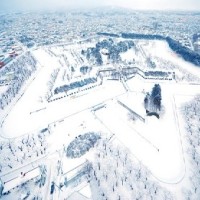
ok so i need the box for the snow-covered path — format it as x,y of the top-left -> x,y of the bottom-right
1,49 -> 60,136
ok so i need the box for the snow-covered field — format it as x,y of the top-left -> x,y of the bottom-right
1,39 -> 200,199
94,89 -> 185,183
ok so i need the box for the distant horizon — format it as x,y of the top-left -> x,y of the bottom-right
0,0 -> 200,13
0,6 -> 200,15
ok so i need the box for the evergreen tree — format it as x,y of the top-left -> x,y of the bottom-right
151,84 -> 162,111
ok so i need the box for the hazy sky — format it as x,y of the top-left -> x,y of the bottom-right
0,0 -> 200,12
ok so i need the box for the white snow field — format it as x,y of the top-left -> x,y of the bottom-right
94,87 -> 185,184
1,39 -> 200,199
1,48 -> 125,137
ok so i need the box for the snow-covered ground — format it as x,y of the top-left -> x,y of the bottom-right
1,39 -> 200,199
0,85 -> 9,95
94,90 -> 184,183
141,40 -> 200,83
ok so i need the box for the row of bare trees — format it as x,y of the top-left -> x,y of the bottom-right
182,96 -> 200,199
0,52 -> 37,110
90,138 -> 173,200
0,130 -> 48,176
